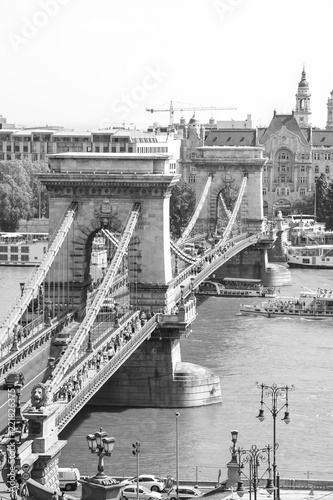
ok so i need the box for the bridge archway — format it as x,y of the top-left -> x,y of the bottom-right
40,154 -> 179,315
191,146 -> 267,235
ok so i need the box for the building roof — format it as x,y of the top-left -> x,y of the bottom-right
205,129 -> 256,147
259,113 -> 309,145
312,130 -> 333,147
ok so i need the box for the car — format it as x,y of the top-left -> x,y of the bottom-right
167,486 -> 202,500
121,485 -> 163,500
120,475 -> 165,492
53,332 -> 71,346
58,467 -> 80,491
3,372 -> 25,390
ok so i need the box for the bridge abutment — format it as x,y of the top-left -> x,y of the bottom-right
211,245 -> 291,286
90,316 -> 222,408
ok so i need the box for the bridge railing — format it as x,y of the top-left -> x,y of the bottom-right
50,310 -> 142,395
169,232 -> 259,302
0,311 -> 76,378
55,315 -> 158,431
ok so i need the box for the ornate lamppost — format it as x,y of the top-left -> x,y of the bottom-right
236,444 -> 275,500
256,382 -> 295,500
175,412 -> 180,500
86,428 -> 116,483
10,326 -> 19,353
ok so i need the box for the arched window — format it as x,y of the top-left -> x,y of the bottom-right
314,165 -> 319,173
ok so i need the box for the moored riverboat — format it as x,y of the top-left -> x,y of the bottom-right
239,288 -> 333,318
197,278 -> 276,298
0,232 -> 48,266
286,245 -> 333,268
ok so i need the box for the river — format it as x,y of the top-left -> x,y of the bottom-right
1,265 -> 332,483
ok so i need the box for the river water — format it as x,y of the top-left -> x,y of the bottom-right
1,266 -> 333,483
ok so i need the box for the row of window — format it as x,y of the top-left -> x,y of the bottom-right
313,153 -> 331,160
262,188 -> 307,197
0,254 -> 29,261
136,147 -> 168,153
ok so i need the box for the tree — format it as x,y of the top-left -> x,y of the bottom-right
315,173 -> 329,222
0,160 -> 49,231
322,180 -> 333,230
169,181 -> 196,239
291,194 -> 314,216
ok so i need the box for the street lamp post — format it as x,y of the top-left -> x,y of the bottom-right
86,428 -> 115,483
132,441 -> 140,500
236,444 -> 275,500
175,412 -> 180,500
256,382 -> 295,500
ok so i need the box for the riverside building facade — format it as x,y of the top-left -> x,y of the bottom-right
0,127 -> 181,174
180,68 -> 333,218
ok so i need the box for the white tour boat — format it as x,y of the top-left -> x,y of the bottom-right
197,278 -> 276,298
239,288 -> 333,319
0,232 -> 48,266
286,244 -> 333,268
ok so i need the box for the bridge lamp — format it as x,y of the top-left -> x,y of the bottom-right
86,428 -> 115,482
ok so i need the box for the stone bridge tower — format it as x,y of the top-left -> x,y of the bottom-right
40,153 -> 179,316
191,146 -> 266,235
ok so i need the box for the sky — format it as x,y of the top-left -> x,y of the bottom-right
1,0 -> 333,131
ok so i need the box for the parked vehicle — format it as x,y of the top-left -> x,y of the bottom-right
167,486 -> 202,500
3,372 -> 25,389
121,485 -> 163,500
53,332 -> 71,346
120,475 -> 165,492
58,467 -> 80,491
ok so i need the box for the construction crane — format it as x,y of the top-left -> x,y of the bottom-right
146,100 -> 237,128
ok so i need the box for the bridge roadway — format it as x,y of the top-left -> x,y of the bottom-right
0,231 -> 274,433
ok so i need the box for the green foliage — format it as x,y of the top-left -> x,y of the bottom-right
291,194 -> 314,216
315,174 -> 329,222
0,160 -> 49,231
169,181 -> 196,239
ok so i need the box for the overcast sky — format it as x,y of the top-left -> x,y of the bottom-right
1,0 -> 333,130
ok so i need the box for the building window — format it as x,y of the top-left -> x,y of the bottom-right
278,152 -> 289,160
286,188 -> 290,196
314,165 -> 319,173
189,174 -> 196,184
326,165 -> 330,174
300,166 -> 305,172
95,146 -> 100,152
128,147 -> 133,153
262,188 -> 266,196
276,188 -> 280,195
103,146 -> 109,152
325,153 -> 330,160
313,152 -> 320,160
300,188 -> 306,196
300,176 -> 307,184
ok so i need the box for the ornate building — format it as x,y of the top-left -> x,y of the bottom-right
181,68 -> 333,218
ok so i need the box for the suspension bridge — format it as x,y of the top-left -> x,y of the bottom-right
0,150 -> 274,433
